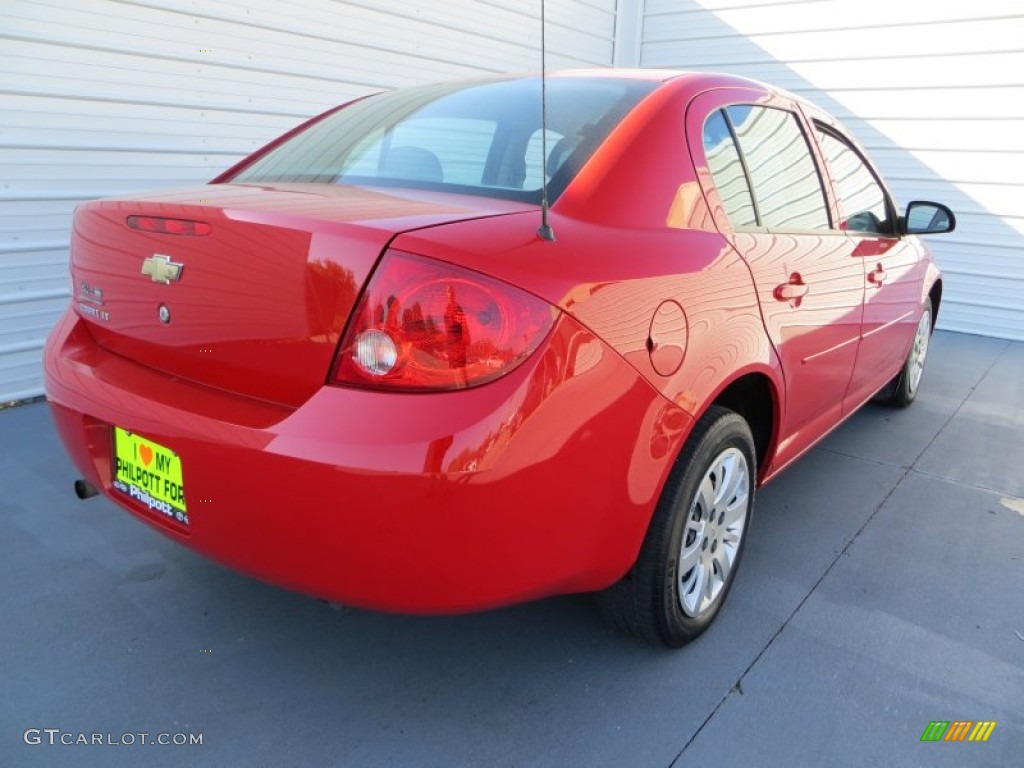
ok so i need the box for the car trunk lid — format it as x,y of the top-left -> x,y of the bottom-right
70,183 -> 530,406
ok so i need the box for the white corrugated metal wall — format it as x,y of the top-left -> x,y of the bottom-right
0,0 -> 617,401
637,0 -> 1024,340
4,0 -> 1022,402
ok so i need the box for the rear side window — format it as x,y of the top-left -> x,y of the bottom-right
815,127 -> 893,235
703,111 -> 758,227
726,106 -> 830,230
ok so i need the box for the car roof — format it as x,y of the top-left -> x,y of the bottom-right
437,68 -> 766,87
544,68 -> 803,103
457,68 -> 794,103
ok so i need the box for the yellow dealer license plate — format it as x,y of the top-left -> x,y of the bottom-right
113,427 -> 189,525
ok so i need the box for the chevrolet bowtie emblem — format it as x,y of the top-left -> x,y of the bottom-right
141,254 -> 184,284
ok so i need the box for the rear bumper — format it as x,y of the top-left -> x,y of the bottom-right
44,310 -> 689,613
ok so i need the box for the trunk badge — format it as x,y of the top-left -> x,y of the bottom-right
142,254 -> 184,284
158,305 -> 171,324
78,281 -> 105,305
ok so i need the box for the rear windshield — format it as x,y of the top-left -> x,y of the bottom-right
228,77 -> 658,203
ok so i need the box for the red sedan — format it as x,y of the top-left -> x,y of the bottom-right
45,71 -> 953,646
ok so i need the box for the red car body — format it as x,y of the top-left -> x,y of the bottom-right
45,71 -> 944,617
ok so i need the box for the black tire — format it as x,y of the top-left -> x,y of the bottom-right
597,406 -> 755,647
875,298 -> 933,408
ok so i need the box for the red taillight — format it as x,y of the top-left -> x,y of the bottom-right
332,251 -> 556,391
126,215 -> 212,236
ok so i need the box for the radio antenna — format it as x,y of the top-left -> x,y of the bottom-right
537,0 -> 556,242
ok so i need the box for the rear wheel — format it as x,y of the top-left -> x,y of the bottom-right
597,406 -> 755,647
876,298 -> 933,408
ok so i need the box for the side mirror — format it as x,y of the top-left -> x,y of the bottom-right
901,201 -> 955,235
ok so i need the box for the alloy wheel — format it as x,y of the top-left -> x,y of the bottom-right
678,447 -> 750,617
907,308 -> 932,396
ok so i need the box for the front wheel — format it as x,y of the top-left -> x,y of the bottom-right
597,406 -> 755,647
876,298 -> 933,408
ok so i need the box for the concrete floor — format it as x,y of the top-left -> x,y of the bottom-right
2,330 -> 1022,767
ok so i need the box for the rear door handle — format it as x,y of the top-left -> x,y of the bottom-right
868,263 -> 887,286
774,274 -> 809,306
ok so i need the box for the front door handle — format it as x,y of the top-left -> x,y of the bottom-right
868,263 -> 887,286
774,273 -> 809,306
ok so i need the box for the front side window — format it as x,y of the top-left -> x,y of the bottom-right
815,127 -> 893,235
230,77 -> 657,203
726,105 -> 830,230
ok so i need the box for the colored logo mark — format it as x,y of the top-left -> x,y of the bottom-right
920,720 -> 996,742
